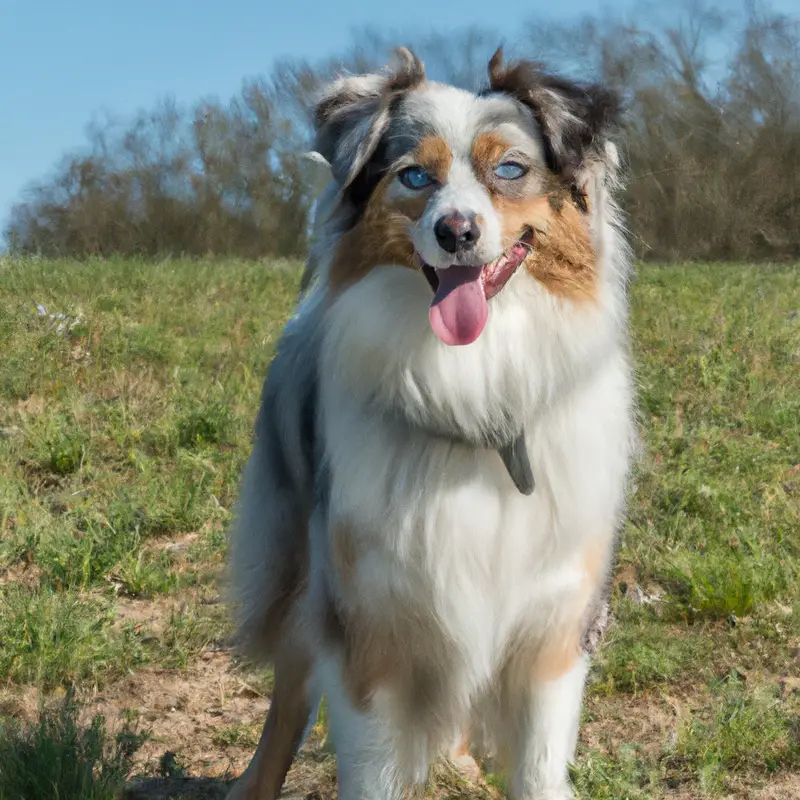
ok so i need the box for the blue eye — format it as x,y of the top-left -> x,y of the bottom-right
494,162 -> 527,180
399,166 -> 433,190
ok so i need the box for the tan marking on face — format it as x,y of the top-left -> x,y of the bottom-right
494,194 -> 554,248
471,132 -> 598,303
328,185 -> 425,292
328,178 -> 419,292
523,193 -> 597,302
471,131 -> 510,175
414,134 -> 452,182
328,136 -> 451,293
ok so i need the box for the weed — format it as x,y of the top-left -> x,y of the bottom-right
176,399 -> 232,449
0,587 -> 142,689
211,723 -> 260,749
0,688 -> 144,800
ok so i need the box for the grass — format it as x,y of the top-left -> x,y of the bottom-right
0,255 -> 798,798
670,674 -> 800,791
0,587 -> 143,689
0,690 -> 143,800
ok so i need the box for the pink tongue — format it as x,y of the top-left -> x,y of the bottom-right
428,266 -> 488,346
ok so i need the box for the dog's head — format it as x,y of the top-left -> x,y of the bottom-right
313,48 -> 622,347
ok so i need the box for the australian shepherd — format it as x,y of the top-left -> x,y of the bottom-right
226,47 -> 635,800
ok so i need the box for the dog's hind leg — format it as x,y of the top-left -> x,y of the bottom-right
226,646 -> 315,800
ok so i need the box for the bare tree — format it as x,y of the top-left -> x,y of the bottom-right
6,2 -> 799,262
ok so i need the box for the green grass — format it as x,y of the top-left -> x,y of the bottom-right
669,674 -> 800,792
574,673 -> 800,799
0,256 -> 798,798
0,689 -> 143,800
0,587 -> 144,689
625,264 -> 798,624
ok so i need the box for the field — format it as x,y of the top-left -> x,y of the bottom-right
0,256 -> 797,799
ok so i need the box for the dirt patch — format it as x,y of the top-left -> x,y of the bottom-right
0,561 -> 44,590
80,641 -> 492,798
751,773 -> 800,799
87,650 -> 270,780
0,684 -> 47,725
111,581 -> 224,635
15,394 -> 46,416
112,595 -> 182,637
582,688 -> 690,759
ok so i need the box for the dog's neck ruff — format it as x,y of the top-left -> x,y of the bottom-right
378,399 -> 535,495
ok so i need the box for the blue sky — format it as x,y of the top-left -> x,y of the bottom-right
0,0 -> 796,231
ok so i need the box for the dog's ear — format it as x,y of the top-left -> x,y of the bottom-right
313,48 -> 426,200
487,48 -> 621,186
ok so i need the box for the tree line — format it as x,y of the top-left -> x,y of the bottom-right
6,2 -> 800,262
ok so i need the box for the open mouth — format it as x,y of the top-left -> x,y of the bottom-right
420,228 -> 534,346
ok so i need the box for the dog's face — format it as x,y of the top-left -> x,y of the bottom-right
314,49 -> 621,347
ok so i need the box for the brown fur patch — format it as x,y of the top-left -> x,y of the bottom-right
452,733 -> 472,759
471,131 -> 510,176
322,572 -> 451,711
489,189 -> 596,304
524,193 -> 597,302
328,177 -> 419,292
531,624 -> 584,683
328,136 -> 451,293
322,590 -> 397,709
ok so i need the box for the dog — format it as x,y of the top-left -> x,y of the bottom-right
226,47 -> 635,800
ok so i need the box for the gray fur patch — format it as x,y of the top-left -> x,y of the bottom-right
254,299 -> 325,504
312,49 -> 426,211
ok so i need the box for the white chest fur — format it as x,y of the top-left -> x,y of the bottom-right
316,266 -> 634,683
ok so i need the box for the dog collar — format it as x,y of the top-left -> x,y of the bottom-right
381,404 -> 535,496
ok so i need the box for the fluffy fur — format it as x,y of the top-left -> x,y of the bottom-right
227,47 -> 636,800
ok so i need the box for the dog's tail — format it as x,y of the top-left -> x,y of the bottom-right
227,297 -> 322,661
225,302 -> 325,797
227,421 -> 307,660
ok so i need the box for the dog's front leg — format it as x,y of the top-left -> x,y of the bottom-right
502,648 -> 590,800
315,655 -> 429,800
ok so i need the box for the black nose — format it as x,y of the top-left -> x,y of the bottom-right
434,212 -> 481,254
